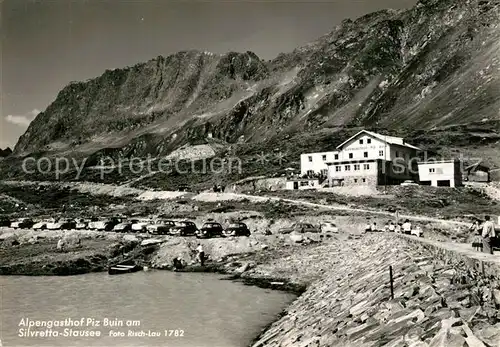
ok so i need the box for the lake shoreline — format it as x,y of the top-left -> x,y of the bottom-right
0,230 -> 310,296
0,227 -> 325,347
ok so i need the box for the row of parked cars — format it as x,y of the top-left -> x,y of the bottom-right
0,217 -> 252,238
1,217 -> 338,236
277,221 -> 339,234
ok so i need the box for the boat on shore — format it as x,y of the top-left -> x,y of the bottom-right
108,262 -> 143,275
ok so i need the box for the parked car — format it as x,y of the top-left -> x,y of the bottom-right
319,222 -> 339,233
224,222 -> 251,237
278,222 -> 320,234
147,220 -> 176,235
0,217 -> 11,227
75,219 -> 89,230
11,218 -> 34,229
87,218 -> 102,230
94,218 -> 122,231
401,180 -> 418,186
60,219 -> 77,230
33,220 -> 49,230
46,219 -> 59,230
113,220 -> 137,233
47,218 -> 77,230
131,219 -> 151,233
170,221 -> 198,236
196,222 -> 224,239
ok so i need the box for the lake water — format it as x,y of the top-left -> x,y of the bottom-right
1,271 -> 296,347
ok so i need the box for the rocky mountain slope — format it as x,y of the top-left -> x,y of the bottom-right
12,0 -> 500,163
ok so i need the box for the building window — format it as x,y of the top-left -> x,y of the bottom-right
322,155 -> 327,161
354,164 -> 360,171
364,152 -> 368,158
335,166 -> 341,172
362,178 -> 366,183
300,181 -> 308,186
395,151 -> 399,158
308,156 -> 312,162
367,139 -> 371,144
363,164 -> 370,170
334,154 -> 339,160
349,153 -> 353,159
429,168 -> 436,173
354,179 -> 358,183
345,165 -> 351,171
379,150 -> 384,156
359,139 -> 363,144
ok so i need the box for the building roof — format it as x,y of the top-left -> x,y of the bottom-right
336,130 -> 421,151
301,150 -> 339,156
464,163 -> 490,172
418,159 -> 460,165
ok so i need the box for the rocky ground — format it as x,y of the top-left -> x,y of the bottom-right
0,229 -> 151,275
0,210 -> 464,277
250,234 -> 500,347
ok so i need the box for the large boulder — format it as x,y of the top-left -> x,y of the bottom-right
123,235 -> 139,243
141,238 -> 164,247
58,234 -> 82,250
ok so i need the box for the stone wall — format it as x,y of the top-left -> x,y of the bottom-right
232,178 -> 287,192
396,234 -> 500,280
343,175 -> 378,186
251,234 -> 500,347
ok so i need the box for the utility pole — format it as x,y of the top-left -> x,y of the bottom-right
389,265 -> 394,300
384,133 -> 388,193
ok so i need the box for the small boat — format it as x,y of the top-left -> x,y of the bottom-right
108,262 -> 143,275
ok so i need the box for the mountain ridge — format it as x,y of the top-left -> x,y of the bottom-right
13,0 -> 500,161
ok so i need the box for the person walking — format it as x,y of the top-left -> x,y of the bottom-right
196,244 -> 205,266
469,219 -> 482,251
481,215 -> 496,254
364,219 -> 372,233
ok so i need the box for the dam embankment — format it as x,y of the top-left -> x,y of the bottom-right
251,233 -> 500,347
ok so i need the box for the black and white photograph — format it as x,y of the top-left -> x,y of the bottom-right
1,0 -> 500,346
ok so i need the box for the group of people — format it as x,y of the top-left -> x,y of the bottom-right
171,244 -> 206,271
469,215 -> 496,254
365,219 -> 421,236
212,184 -> 226,193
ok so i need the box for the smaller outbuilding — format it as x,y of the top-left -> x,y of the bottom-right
463,163 -> 490,183
285,178 -> 320,190
417,159 -> 462,188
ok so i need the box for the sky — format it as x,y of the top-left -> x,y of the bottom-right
0,0 -> 418,149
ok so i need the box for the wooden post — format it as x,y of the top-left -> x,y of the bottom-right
389,265 -> 394,300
